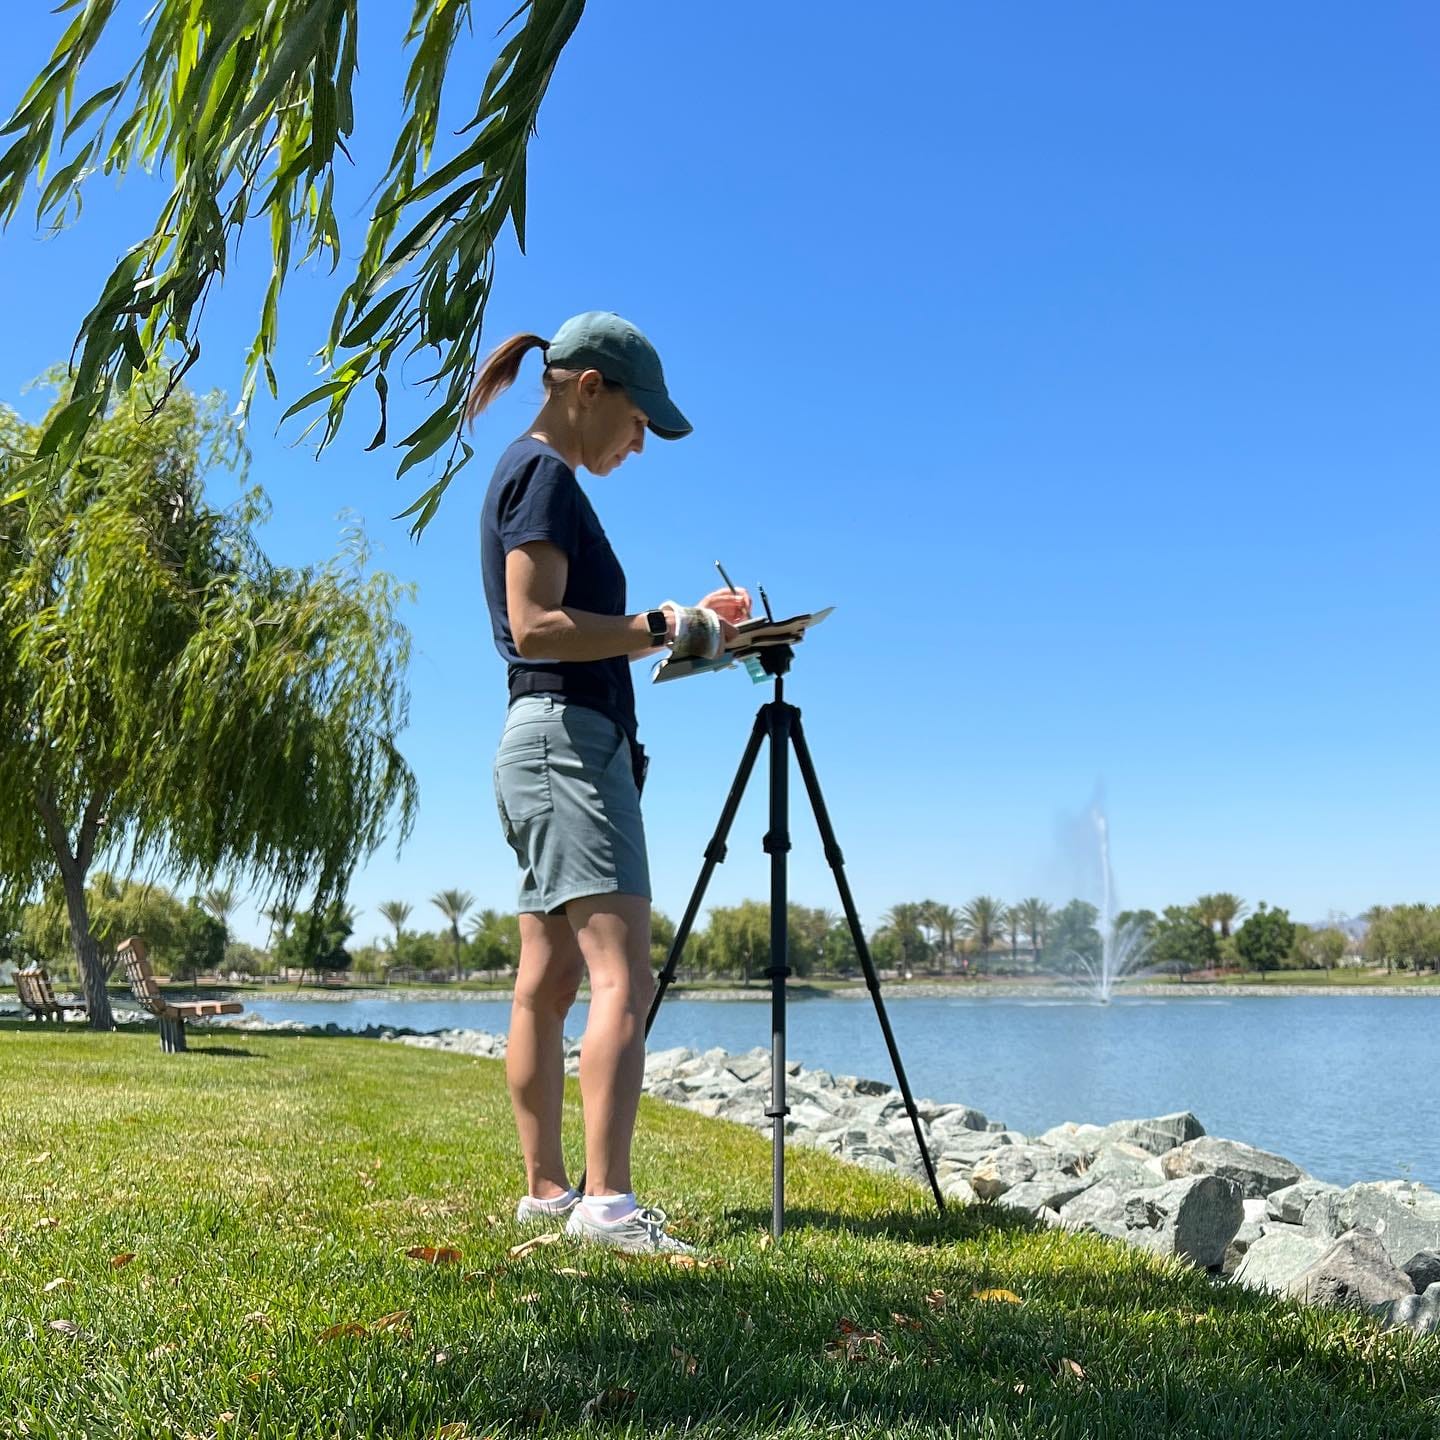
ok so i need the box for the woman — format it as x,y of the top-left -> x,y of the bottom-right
472,311 -> 749,1254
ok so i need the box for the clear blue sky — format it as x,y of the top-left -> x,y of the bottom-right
2,3 -> 1437,948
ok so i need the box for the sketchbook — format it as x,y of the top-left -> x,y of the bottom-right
652,606 -> 834,684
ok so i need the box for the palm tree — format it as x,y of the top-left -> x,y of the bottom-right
431,889 -> 474,983
1210,893 -> 1248,940
200,883 -> 239,940
1194,894 -> 1223,934
881,903 -> 926,976
960,896 -> 1007,972
923,902 -> 960,973
261,899 -> 295,948
378,900 -> 411,952
1002,904 -> 1022,968
1016,899 -> 1051,965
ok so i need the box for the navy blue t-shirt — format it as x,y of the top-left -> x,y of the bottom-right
480,437 -> 638,746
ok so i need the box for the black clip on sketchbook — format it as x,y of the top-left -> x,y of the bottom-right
652,607 -> 834,684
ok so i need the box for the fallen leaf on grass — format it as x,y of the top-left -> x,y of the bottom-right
243,1312 -> 270,1329
890,1312 -> 923,1331
824,1320 -> 890,1364
42,1278 -> 74,1293
1049,1356 -> 1087,1384
148,1342 -> 177,1359
35,1217 -> 59,1231
972,1288 -> 1023,1304
671,1344 -> 699,1377
654,1253 -> 726,1271
757,1232 -> 773,1251
317,1322 -> 370,1343
243,1370 -> 273,1385
46,1319 -> 83,1338
555,1267 -> 587,1278
110,1253 -> 136,1270
216,1412 -> 236,1425
923,1289 -> 947,1311
579,1388 -> 636,1420
508,1232 -> 563,1260
406,1246 -> 463,1265
370,1310 -> 413,1336
26,1152 -> 52,1167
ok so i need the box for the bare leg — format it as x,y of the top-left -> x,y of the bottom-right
567,893 -> 654,1196
507,911 -> 583,1199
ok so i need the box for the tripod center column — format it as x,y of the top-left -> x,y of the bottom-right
763,699 -> 795,1239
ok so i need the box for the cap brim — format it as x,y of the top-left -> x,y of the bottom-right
631,385 -> 692,440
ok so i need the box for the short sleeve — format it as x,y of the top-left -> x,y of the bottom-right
494,452 -> 580,559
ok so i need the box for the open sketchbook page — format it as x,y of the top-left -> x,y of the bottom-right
651,607 -> 834,684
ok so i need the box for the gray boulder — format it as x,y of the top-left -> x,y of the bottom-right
1100,1111 -> 1205,1157
1288,1229 -> 1414,1311
1232,1227 -> 1332,1292
971,1147 -> 1038,1200
934,1165 -> 978,1205
1221,1201 -> 1270,1278
1403,1250 -> 1440,1292
1122,1175 -> 1244,1269
1266,1179 -> 1341,1226
1038,1121 -> 1107,1152
997,1171 -> 1092,1217
1375,1282 -> 1440,1337
932,1129 -> 1026,1171
1058,1184 -> 1128,1240
1160,1137 -> 1305,1198
1083,1141 -> 1166,1193
1306,1181 -> 1440,1270
925,1103 -> 990,1134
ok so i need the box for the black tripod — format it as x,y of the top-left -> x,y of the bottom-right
648,642 -> 946,1239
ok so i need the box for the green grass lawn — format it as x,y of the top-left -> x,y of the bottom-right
1147,968 -> 1440,989
2,1023 -> 1436,1438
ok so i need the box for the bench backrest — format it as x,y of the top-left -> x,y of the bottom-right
15,966 -> 59,1013
116,937 -> 172,1017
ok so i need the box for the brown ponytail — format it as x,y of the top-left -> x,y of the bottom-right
465,333 -> 548,422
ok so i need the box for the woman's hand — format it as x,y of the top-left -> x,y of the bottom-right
696,586 -> 752,626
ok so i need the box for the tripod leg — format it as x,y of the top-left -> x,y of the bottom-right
646,708 -> 768,1033
790,714 -> 947,1216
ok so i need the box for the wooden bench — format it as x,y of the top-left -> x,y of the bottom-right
116,938 -> 243,1052
14,966 -> 87,1023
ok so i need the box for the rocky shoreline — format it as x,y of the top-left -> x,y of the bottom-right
9,1003 -> 1438,1338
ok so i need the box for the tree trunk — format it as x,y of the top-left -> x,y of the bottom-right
37,788 -> 113,1029
59,865 -> 114,1030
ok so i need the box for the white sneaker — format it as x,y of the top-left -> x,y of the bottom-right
564,1203 -> 695,1254
514,1191 -> 581,1225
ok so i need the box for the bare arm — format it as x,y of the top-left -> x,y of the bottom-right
506,542 -> 654,662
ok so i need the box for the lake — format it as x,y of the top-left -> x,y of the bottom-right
237,990 -> 1438,1189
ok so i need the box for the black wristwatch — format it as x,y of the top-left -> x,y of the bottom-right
644,608 -> 669,645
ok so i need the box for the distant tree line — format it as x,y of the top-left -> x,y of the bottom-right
10,876 -> 1430,990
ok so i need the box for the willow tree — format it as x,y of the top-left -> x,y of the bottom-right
0,379 -> 417,1029
0,1 -> 584,533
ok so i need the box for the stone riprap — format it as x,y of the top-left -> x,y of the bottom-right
16,1007 -> 1440,1339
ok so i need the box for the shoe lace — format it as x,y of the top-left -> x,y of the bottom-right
632,1206 -> 669,1240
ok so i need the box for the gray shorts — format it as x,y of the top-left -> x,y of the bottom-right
494,695 -> 651,915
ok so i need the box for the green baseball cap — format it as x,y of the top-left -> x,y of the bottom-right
546,311 -> 692,439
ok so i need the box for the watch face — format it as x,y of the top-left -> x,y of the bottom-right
647,610 -> 667,640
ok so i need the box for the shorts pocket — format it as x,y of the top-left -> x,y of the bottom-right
562,707 -> 627,774
494,735 -> 552,828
